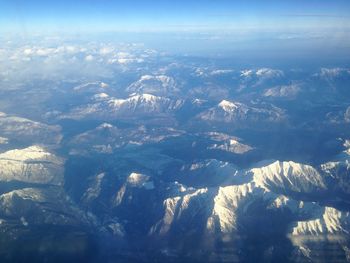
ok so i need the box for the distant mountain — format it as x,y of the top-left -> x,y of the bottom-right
0,112 -> 62,145
1,38 -> 350,262
126,75 -> 179,96
69,123 -> 185,155
204,132 -> 254,154
198,99 -> 286,127
64,93 -> 184,120
263,84 -> 301,99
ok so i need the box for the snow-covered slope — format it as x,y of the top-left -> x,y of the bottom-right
0,145 -> 64,185
321,139 -> 350,194
70,123 -> 120,154
0,112 -> 62,145
211,139 -> 252,154
238,68 -> 285,91
64,93 -> 184,120
263,84 -> 301,99
112,172 -> 155,207
69,123 -> 185,155
150,187 -> 212,235
0,187 -> 90,227
81,173 -> 106,204
250,161 -> 327,193
126,75 -> 178,96
151,156 -> 340,242
198,99 -> 286,126
206,183 -> 261,233
182,159 -> 247,187
108,93 -> 183,114
290,207 -> 350,236
200,132 -> 253,154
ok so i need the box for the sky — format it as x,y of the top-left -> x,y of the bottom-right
0,0 -> 350,62
1,0 -> 350,33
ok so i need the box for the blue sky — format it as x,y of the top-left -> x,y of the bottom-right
1,0 -> 349,61
1,0 -> 350,32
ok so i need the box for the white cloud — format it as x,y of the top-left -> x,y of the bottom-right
210,69 -> 234,75
317,68 -> 350,78
99,47 -> 114,55
0,39 -> 158,85
23,48 -> 34,56
85,55 -> 94,61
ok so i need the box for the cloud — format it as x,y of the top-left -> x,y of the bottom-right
85,55 -> 94,61
315,68 -> 350,79
210,69 -> 235,76
0,38 -> 157,84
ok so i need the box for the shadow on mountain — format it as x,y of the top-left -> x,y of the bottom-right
234,198 -> 295,263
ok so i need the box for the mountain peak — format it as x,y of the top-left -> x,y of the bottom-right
218,100 -> 240,112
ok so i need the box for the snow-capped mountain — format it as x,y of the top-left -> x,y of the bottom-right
143,151 -> 349,260
180,159 -> 246,187
64,93 -> 184,120
69,123 -> 185,155
198,99 -> 286,127
238,68 -> 285,91
321,139 -> 350,194
263,84 -> 301,99
204,132 -> 253,154
126,75 -> 179,96
0,112 -> 62,145
1,39 -> 350,262
0,187 -> 90,228
0,145 -> 64,185
250,160 -> 327,193
290,206 -> 350,236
